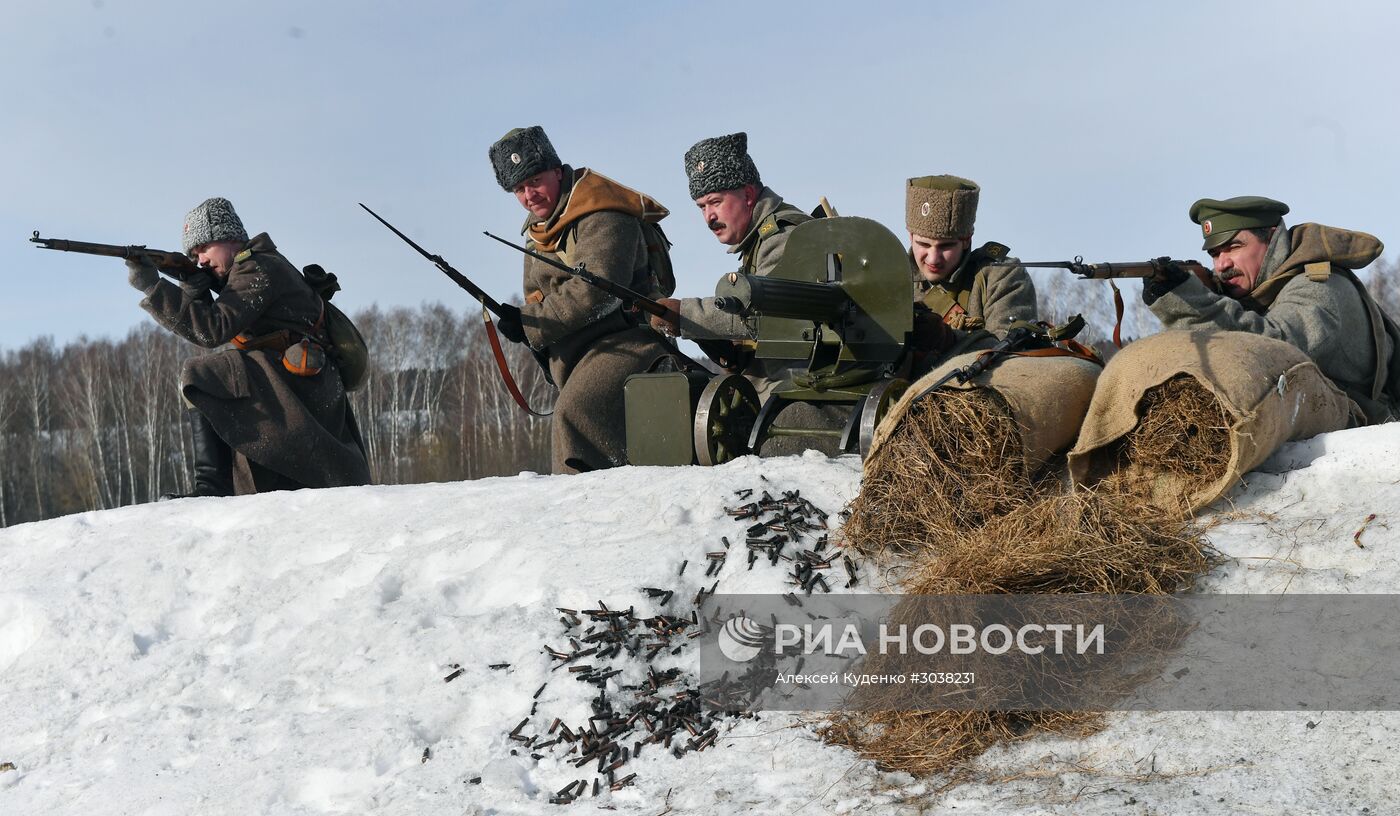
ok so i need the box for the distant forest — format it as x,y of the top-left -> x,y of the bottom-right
1,260 -> 1396,527
0,304 -> 552,527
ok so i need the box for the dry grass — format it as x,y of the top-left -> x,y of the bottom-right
822,709 -> 1104,779
1098,375 -> 1233,518
843,389 -> 1039,559
909,491 -> 1214,597
828,377 -> 1224,781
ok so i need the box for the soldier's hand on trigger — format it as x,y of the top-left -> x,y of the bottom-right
125,254 -> 160,293
650,297 -> 681,337
493,303 -> 526,344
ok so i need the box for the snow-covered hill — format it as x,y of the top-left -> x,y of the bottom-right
2,428 -> 1398,815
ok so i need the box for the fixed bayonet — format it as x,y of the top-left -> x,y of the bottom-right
360,203 -> 507,317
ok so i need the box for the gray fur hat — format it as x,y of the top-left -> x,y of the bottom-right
684,132 -> 761,200
182,197 -> 249,255
489,126 -> 562,191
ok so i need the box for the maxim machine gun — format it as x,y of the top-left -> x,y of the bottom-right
626,216 -> 913,466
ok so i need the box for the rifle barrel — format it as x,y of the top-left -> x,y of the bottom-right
30,231 -> 198,278
1021,258 -> 1209,280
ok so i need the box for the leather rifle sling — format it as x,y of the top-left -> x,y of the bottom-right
482,303 -> 553,417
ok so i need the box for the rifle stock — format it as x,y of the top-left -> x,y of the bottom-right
30,231 -> 201,280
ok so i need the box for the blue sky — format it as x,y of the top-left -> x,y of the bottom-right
3,0 -> 1397,349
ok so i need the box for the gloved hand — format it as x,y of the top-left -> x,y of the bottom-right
179,270 -> 216,296
1141,258 -> 1191,306
125,255 -> 160,293
911,303 -> 957,354
494,303 -> 526,344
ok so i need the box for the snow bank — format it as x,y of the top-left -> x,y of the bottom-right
2,425 -> 1398,814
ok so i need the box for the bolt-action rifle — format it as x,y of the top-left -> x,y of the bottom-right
1020,255 -> 1211,282
482,231 -> 748,373
910,315 -> 1092,403
29,230 -> 202,280
1021,256 -> 1215,347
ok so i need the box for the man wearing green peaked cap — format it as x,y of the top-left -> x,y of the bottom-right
1143,195 -> 1400,424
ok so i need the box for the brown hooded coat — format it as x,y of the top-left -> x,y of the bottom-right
519,167 -> 679,473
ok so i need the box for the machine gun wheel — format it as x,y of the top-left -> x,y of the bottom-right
857,378 -> 910,458
693,374 -> 761,466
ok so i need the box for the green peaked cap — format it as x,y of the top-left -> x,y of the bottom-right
1189,196 -> 1289,250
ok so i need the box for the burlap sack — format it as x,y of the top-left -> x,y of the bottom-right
1068,331 -> 1361,513
866,351 -> 1104,478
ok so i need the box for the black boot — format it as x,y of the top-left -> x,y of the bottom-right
161,411 -> 234,499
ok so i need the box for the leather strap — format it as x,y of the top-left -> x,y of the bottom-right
482,303 -> 552,417
1109,279 -> 1125,349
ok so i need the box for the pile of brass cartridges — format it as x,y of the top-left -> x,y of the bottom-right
475,484 -> 857,805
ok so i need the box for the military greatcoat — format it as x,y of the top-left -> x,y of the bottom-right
140,233 -> 370,491
1148,222 -> 1399,424
520,168 -> 679,473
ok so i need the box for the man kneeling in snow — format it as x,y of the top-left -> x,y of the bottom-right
125,197 -> 370,497
1142,195 -> 1400,425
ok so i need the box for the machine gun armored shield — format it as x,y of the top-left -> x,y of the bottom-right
625,216 -> 914,465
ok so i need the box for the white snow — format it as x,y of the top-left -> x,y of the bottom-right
2,427 -> 1398,815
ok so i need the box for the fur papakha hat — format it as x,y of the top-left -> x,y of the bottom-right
684,132 -> 761,200
182,197 -> 249,256
906,175 -> 980,239
489,126 -> 563,191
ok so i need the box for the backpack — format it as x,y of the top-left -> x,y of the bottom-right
301,264 -> 370,392
640,220 -> 676,297
555,219 -> 676,298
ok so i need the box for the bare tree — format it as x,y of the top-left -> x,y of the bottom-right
19,338 -> 55,519
0,356 -> 17,527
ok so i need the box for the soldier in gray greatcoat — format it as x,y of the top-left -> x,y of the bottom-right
125,197 -> 370,496
1143,195 -> 1399,425
488,126 -> 679,473
651,132 -> 867,457
650,131 -> 813,400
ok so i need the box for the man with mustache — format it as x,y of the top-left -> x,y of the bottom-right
488,125 -> 681,473
1143,196 -> 1400,424
905,175 -> 1038,368
125,197 -> 370,496
650,131 -> 812,399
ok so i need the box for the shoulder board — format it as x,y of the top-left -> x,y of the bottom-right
978,241 -> 1010,261
1304,261 -> 1332,282
757,213 -> 782,238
